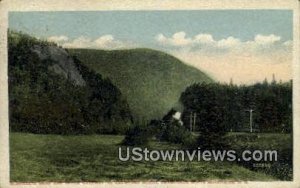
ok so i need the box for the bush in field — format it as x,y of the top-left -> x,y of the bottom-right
160,120 -> 193,146
159,109 -> 195,147
122,125 -> 151,146
121,116 -> 195,147
147,119 -> 164,138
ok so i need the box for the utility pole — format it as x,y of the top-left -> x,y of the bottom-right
245,109 -> 254,133
189,112 -> 193,132
193,112 -> 197,132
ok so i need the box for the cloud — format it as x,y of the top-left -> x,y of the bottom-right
155,32 -> 292,84
47,35 -> 69,43
254,34 -> 281,45
155,32 -> 291,57
62,36 -> 91,48
194,33 -> 215,44
93,35 -> 127,49
51,35 -> 136,49
283,40 -> 293,48
156,31 -> 192,47
217,36 -> 241,49
155,32 -> 288,54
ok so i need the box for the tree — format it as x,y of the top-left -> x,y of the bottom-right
180,83 -> 226,149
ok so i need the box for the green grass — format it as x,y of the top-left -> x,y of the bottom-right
225,132 -> 293,180
10,132 -> 277,182
69,48 -> 213,120
225,132 -> 292,150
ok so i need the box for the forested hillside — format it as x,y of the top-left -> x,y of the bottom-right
69,48 -> 213,120
8,31 -> 132,134
180,81 -> 292,133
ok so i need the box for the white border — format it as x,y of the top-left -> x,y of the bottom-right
0,0 -> 299,187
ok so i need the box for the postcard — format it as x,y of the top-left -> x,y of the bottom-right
0,0 -> 299,187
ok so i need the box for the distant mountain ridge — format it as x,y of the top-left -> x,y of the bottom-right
69,48 -> 213,120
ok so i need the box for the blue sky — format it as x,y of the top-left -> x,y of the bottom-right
9,10 -> 292,44
8,10 -> 293,84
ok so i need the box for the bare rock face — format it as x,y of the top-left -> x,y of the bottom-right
31,45 -> 86,86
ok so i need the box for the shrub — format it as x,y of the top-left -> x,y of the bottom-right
122,125 -> 150,146
160,120 -> 195,147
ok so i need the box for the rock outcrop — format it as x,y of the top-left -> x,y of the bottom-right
32,45 -> 86,86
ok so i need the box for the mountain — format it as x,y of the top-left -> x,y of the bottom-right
8,31 -> 132,134
69,48 -> 213,120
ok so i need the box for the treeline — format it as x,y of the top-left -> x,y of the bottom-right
9,31 -> 132,134
180,81 -> 292,133
122,81 -> 292,181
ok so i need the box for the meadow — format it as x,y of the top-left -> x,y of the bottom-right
10,132 -> 291,182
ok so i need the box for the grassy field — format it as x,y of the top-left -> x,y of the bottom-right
225,132 -> 293,180
225,132 -> 292,150
10,132 -> 292,182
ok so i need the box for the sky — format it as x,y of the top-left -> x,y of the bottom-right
9,10 -> 293,84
